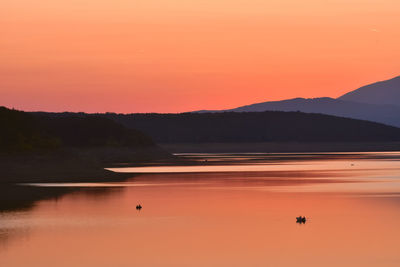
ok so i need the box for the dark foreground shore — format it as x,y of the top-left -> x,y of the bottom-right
0,146 -> 172,184
0,146 -> 173,211
161,142 -> 400,153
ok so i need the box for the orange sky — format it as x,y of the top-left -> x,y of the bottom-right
1,0 -> 399,113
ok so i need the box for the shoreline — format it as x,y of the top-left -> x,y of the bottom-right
0,146 -> 173,184
160,142 -> 400,153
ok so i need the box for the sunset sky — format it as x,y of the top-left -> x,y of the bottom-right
1,0 -> 399,113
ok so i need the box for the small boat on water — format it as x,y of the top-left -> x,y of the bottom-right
136,204 -> 142,210
296,216 -> 306,223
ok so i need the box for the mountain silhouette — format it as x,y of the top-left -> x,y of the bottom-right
339,76 -> 400,106
194,76 -> 400,127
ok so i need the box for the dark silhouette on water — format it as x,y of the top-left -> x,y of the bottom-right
296,216 -> 306,224
136,204 -> 142,210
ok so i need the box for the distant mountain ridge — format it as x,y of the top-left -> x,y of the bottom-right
339,76 -> 400,106
194,76 -> 400,127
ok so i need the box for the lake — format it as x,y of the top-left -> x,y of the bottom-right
1,152 -> 400,266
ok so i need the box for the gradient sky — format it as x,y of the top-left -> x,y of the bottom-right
1,0 -> 399,113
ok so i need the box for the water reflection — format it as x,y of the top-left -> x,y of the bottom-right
1,152 -> 400,266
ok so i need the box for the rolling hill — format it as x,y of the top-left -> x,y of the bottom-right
104,111 -> 400,143
0,107 -> 170,183
0,106 -> 154,153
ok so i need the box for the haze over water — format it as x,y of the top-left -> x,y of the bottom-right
1,152 -> 400,266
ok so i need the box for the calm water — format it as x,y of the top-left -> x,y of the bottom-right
2,152 -> 400,266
